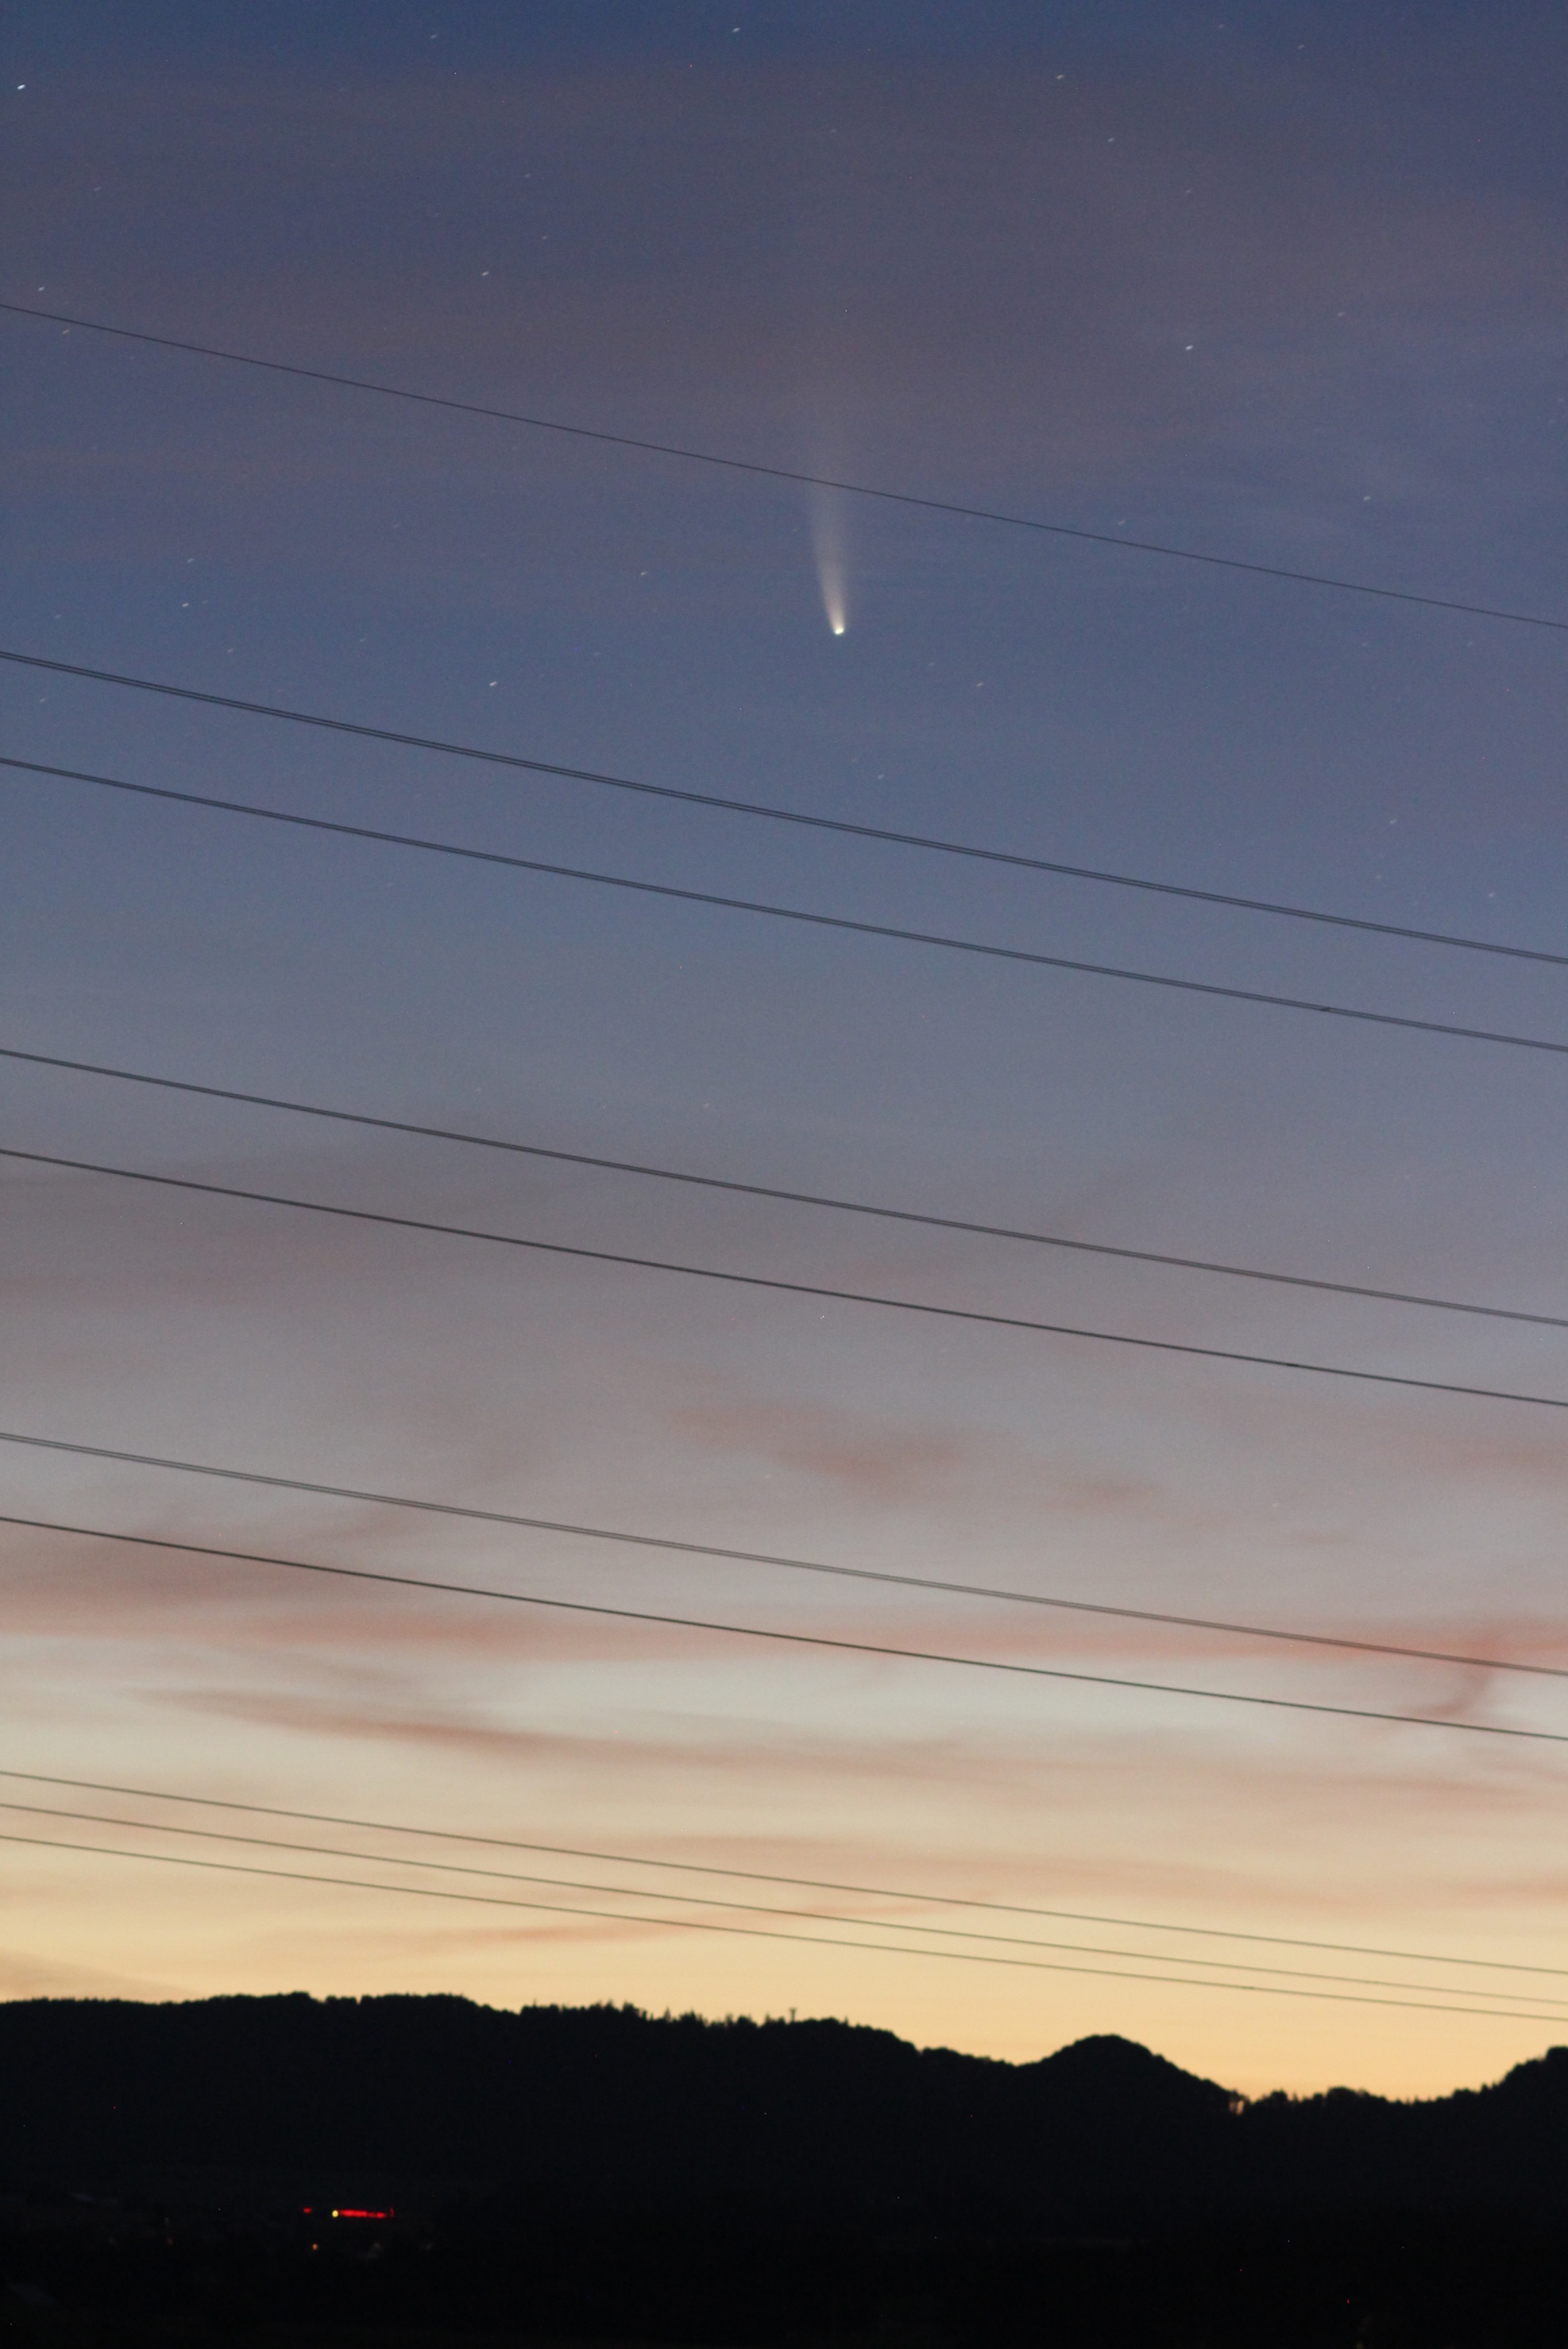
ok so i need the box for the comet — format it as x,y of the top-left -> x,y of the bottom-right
809,483 -> 849,635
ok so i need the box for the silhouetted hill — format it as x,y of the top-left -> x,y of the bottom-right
2,1995 -> 1565,2209
4,2001 -> 1568,2345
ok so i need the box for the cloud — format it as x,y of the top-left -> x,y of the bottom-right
0,1946 -> 184,2001
673,1393 -> 979,1505
667,1381 -> 1197,1530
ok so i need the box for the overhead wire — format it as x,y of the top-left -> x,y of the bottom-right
3,302 -> 1565,635
7,1142 -> 1567,1414
6,1830 -> 1563,2024
2,646 -> 1565,972
6,1505 -> 1567,1748
5,1043 -> 1565,1333
2,1437 -> 1560,1683
8,752 -> 1568,1063
8,1763 -> 1564,1981
3,1794 -> 1562,2012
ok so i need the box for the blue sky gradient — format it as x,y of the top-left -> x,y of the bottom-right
2,1 -> 1566,2094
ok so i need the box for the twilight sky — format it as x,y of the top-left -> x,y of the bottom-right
3,1 -> 1567,2099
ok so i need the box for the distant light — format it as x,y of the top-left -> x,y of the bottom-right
831,620 -> 845,637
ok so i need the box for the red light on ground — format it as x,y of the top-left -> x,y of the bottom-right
331,2208 -> 392,2220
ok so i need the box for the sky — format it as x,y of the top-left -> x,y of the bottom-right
2,1 -> 1567,2101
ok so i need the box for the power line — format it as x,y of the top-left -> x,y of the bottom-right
10,1763 -> 1563,1981
6,1043 -> 1565,1334
2,1795 -> 1558,2012
9,751 -> 1568,1064
2,646 -> 1564,973
2,1437 -> 1559,1685
7,1506 -> 1567,1749
6,1830 -> 1563,2026
9,1143 -> 1567,1415
3,302 -> 1564,637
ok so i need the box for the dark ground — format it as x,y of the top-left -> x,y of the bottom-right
2,1998 -> 1565,2346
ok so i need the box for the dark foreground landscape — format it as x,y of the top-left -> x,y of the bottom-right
2,1998 -> 1565,2346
